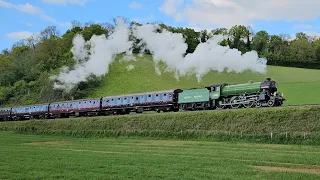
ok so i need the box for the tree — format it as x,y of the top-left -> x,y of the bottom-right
80,24 -> 109,41
290,36 -> 315,62
252,30 -> 270,56
40,26 -> 60,40
228,25 -> 251,53
295,32 -> 308,40
211,28 -> 228,35
316,47 -> 320,62
200,30 -> 209,43
183,28 -> 200,53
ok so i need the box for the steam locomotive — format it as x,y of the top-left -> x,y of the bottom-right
0,78 -> 285,121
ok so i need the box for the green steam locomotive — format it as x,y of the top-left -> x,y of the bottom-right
178,78 -> 285,110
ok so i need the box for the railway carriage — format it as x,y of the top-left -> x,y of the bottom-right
11,106 -> 31,120
49,98 -> 101,118
101,89 -> 181,114
0,108 -> 11,121
11,104 -> 49,120
28,104 -> 49,119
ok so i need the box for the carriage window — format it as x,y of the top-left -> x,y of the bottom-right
136,97 -> 139,100
124,97 -> 127,100
164,94 -> 167,96
118,98 -> 121,100
107,100 -> 109,102
148,95 -> 151,97
156,94 -> 159,97
112,99 -> 114,101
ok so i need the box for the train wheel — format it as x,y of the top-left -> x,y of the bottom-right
230,97 -> 241,109
243,101 -> 255,108
267,100 -> 275,107
216,100 -> 226,109
256,101 -> 262,108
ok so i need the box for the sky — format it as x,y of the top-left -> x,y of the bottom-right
1,0 -> 320,51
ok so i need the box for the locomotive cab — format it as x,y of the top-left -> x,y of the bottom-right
260,78 -> 278,94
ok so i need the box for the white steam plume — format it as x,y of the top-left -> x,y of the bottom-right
51,18 -> 133,91
132,24 -> 267,82
52,18 -> 267,91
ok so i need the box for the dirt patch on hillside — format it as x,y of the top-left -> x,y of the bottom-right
24,141 -> 71,145
250,165 -> 320,174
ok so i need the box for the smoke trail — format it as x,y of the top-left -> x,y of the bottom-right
132,24 -> 267,82
51,18 -> 133,91
52,18 -> 267,91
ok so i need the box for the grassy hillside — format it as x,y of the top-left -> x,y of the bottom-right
89,54 -> 320,105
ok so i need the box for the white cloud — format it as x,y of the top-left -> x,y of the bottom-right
0,0 -> 70,27
6,31 -> 35,40
293,24 -> 313,30
42,0 -> 93,5
16,2 -> 41,14
159,0 -> 183,16
159,0 -> 320,28
129,1 -> 143,9
0,0 -> 13,8
0,1 -> 41,14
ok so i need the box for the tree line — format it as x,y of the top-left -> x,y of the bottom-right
0,18 -> 320,106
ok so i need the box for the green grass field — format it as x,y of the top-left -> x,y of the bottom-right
88,54 -> 320,106
1,131 -> 319,179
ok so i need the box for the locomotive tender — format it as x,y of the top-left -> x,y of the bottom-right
0,78 -> 285,121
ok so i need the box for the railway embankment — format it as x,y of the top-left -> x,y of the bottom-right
0,106 -> 319,145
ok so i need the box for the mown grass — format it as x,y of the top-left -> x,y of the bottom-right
0,132 -> 319,179
1,106 -> 319,145
88,54 -> 320,105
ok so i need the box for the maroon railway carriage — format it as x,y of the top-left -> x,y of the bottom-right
10,104 -> 49,120
0,108 -> 11,121
101,89 -> 180,114
49,98 -> 101,118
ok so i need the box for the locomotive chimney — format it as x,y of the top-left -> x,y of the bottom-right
266,78 -> 271,81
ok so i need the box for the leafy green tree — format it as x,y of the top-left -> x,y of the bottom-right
252,30 -> 269,56
211,28 -> 228,35
289,33 -> 315,62
183,28 -> 200,53
228,25 -> 251,53
80,24 -> 109,41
